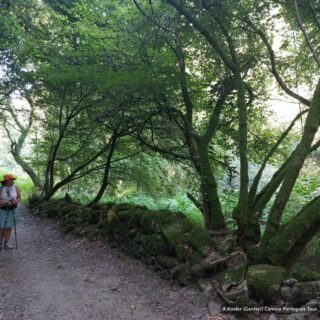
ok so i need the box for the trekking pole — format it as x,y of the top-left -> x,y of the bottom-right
13,210 -> 17,250
0,210 -> 9,251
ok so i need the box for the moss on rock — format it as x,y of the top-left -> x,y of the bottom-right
140,210 -> 185,234
186,251 -> 204,266
133,234 -> 170,256
174,264 -> 191,286
246,264 -> 287,302
291,265 -> 320,282
219,263 -> 247,291
155,255 -> 177,269
185,227 -> 216,256
215,234 -> 237,254
190,252 -> 227,279
290,280 -> 320,305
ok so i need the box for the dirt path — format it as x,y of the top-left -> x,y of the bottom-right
0,206 -> 214,320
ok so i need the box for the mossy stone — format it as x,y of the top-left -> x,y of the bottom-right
190,253 -> 227,279
175,245 -> 190,262
98,209 -> 109,227
64,223 -> 76,232
219,264 -> 247,291
139,211 -> 159,233
133,234 -> 170,256
246,264 -> 287,302
113,203 -> 137,212
233,293 -> 251,307
117,209 -> 142,229
161,223 -> 187,260
184,227 -> 216,256
291,281 -> 320,305
155,255 -> 177,269
186,251 -> 204,266
291,266 -> 320,282
140,211 -> 183,233
215,234 -> 237,254
174,264 -> 191,286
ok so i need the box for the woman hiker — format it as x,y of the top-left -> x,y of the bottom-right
0,174 -> 21,249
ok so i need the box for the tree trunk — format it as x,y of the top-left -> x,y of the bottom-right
250,196 -> 320,268
262,79 -> 320,245
196,138 -> 225,230
234,74 -> 261,247
11,152 -> 42,189
88,135 -> 117,207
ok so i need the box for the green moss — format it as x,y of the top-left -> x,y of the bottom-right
117,209 -> 142,229
186,251 -> 204,266
139,211 -> 159,233
64,223 -> 76,232
174,264 -> 191,286
161,223 -> 184,243
133,234 -> 170,256
190,254 -> 228,279
290,281 -> 320,305
177,218 -> 194,233
155,255 -> 177,269
246,264 -> 287,302
219,264 -> 247,291
215,234 -> 237,254
291,265 -> 320,282
113,203 -> 137,212
73,225 -> 101,237
140,210 -> 184,233
185,227 -> 216,255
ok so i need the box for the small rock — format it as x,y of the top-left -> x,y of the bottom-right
280,286 -> 294,302
282,278 -> 299,287
269,314 -> 278,320
110,287 -> 119,292
291,280 -> 320,305
303,299 -> 319,308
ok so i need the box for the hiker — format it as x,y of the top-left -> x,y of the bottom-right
0,174 -> 21,249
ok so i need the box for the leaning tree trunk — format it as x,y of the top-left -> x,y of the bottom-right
11,151 -> 42,189
262,79 -> 320,245
250,195 -> 320,268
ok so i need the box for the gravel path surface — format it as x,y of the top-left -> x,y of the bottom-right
0,206 -> 214,320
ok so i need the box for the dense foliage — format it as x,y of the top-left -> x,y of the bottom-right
1,0 -> 320,270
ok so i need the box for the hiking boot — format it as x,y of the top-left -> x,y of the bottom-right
3,241 -> 14,249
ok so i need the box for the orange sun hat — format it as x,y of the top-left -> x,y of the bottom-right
1,174 -> 17,183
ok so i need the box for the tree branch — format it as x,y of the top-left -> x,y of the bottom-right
245,18 -> 311,106
294,0 -> 320,68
